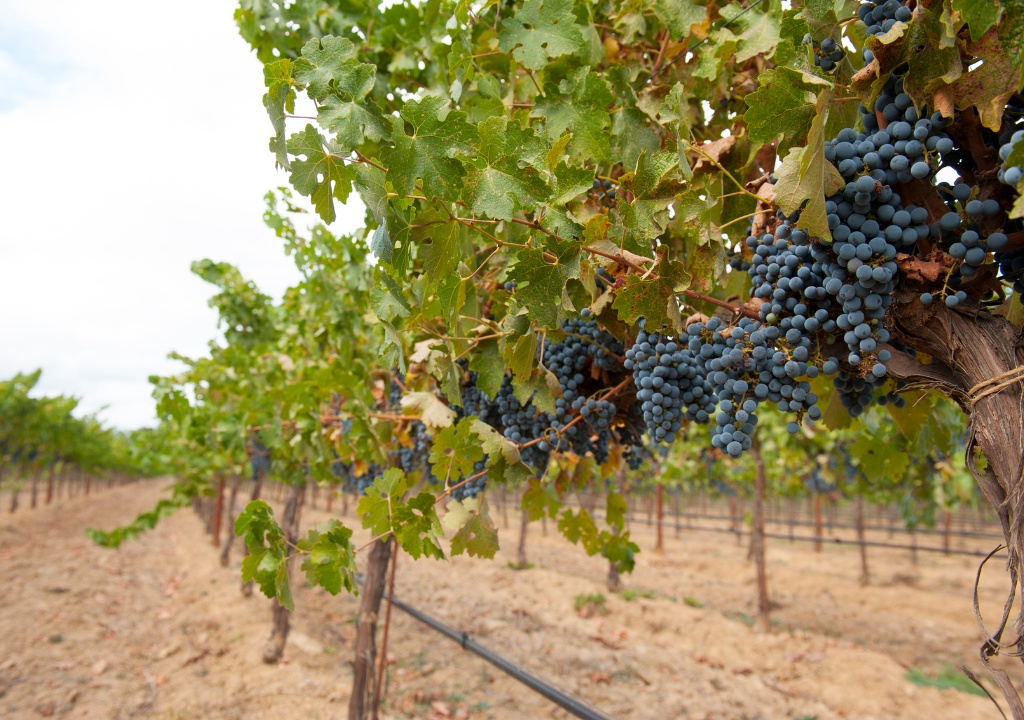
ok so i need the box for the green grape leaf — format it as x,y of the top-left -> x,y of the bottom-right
612,248 -> 687,333
472,419 -> 522,465
772,91 -> 844,241
391,491 -> 445,560
298,520 -> 358,595
444,496 -> 499,558
557,508 -> 600,554
598,531 -> 639,572
533,69 -> 614,164
951,0 -> 1002,41
235,500 -> 291,607
507,241 -> 583,327
382,95 -> 476,202
743,69 -> 817,151
512,366 -> 561,415
370,270 -> 412,322
606,490 -> 628,529
468,338 -> 504,399
286,124 -> 356,223
720,2 -> 781,63
550,162 -> 595,206
429,418 -> 485,485
318,94 -> 390,150
294,36 -> 374,102
468,116 -> 549,220
411,206 -> 463,281
695,29 -> 738,80
620,150 -> 686,249
646,0 -> 706,40
497,0 -> 586,71
263,59 -> 296,167
522,478 -> 561,520
356,469 -> 408,536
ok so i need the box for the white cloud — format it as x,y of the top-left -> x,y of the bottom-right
0,0 -> 365,429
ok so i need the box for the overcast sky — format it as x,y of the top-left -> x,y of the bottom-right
0,0 -> 364,429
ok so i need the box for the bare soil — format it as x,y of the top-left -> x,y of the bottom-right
0,481 -> 1018,720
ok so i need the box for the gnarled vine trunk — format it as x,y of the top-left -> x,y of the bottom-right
349,536 -> 393,720
888,293 -> 1024,711
263,482 -> 304,664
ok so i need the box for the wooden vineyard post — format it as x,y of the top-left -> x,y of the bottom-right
30,472 -> 39,509
943,510 -> 952,555
515,506 -> 529,569
327,484 -> 334,513
264,482 -> 304,664
219,475 -> 242,567
349,536 -> 393,720
655,484 -> 664,556
856,495 -> 870,585
500,486 -> 509,528
211,476 -> 225,547
750,442 -> 770,631
813,492 -> 823,553
729,495 -> 740,545
673,488 -> 681,537
45,465 -> 55,505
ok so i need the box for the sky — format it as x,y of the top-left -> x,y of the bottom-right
0,0 -> 364,429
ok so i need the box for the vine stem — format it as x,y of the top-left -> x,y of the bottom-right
372,538 -> 398,717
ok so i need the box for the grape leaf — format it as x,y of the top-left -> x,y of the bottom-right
646,0 -> 705,41
382,95 -> 476,202
620,150 -> 686,250
468,338 -> 504,399
286,124 -> 357,223
401,392 -> 457,428
356,469 -> 407,536
429,418 -> 484,485
467,116 -> 549,220
533,69 -> 614,164
410,206 -> 464,281
497,0 -> 586,71
772,90 -> 844,242
390,491 -> 445,560
263,59 -> 296,168
294,36 -> 374,102
444,496 -> 499,558
952,0 -> 1002,40
507,241 -> 583,327
298,520 -> 358,595
743,69 -> 817,151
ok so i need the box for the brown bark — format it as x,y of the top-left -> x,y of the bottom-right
30,473 -> 38,509
813,492 -> 823,553
211,476 -> 225,547
219,475 -> 242,567
943,509 -> 953,555
856,495 -> 870,586
655,484 -> 664,556
349,537 -> 393,720
673,488 -> 682,537
750,443 -> 770,632
887,299 -> 1024,714
516,507 -> 529,568
44,466 -> 54,505
263,482 -> 304,664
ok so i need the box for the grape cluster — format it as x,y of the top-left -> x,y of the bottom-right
999,129 -> 1023,188
450,460 -> 487,501
858,0 -> 912,40
249,437 -> 271,479
494,375 -> 558,473
590,178 -> 617,208
625,322 -> 713,445
803,34 -> 845,73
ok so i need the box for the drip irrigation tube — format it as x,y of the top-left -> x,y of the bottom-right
354,574 -> 616,720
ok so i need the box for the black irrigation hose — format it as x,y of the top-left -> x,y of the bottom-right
619,514 -> 1005,558
354,574 -> 616,720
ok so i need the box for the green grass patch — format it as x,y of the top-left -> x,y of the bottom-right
905,665 -> 986,697
574,592 -> 608,617
683,596 -> 704,608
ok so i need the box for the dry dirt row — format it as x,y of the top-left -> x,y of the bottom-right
0,480 -> 1017,719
